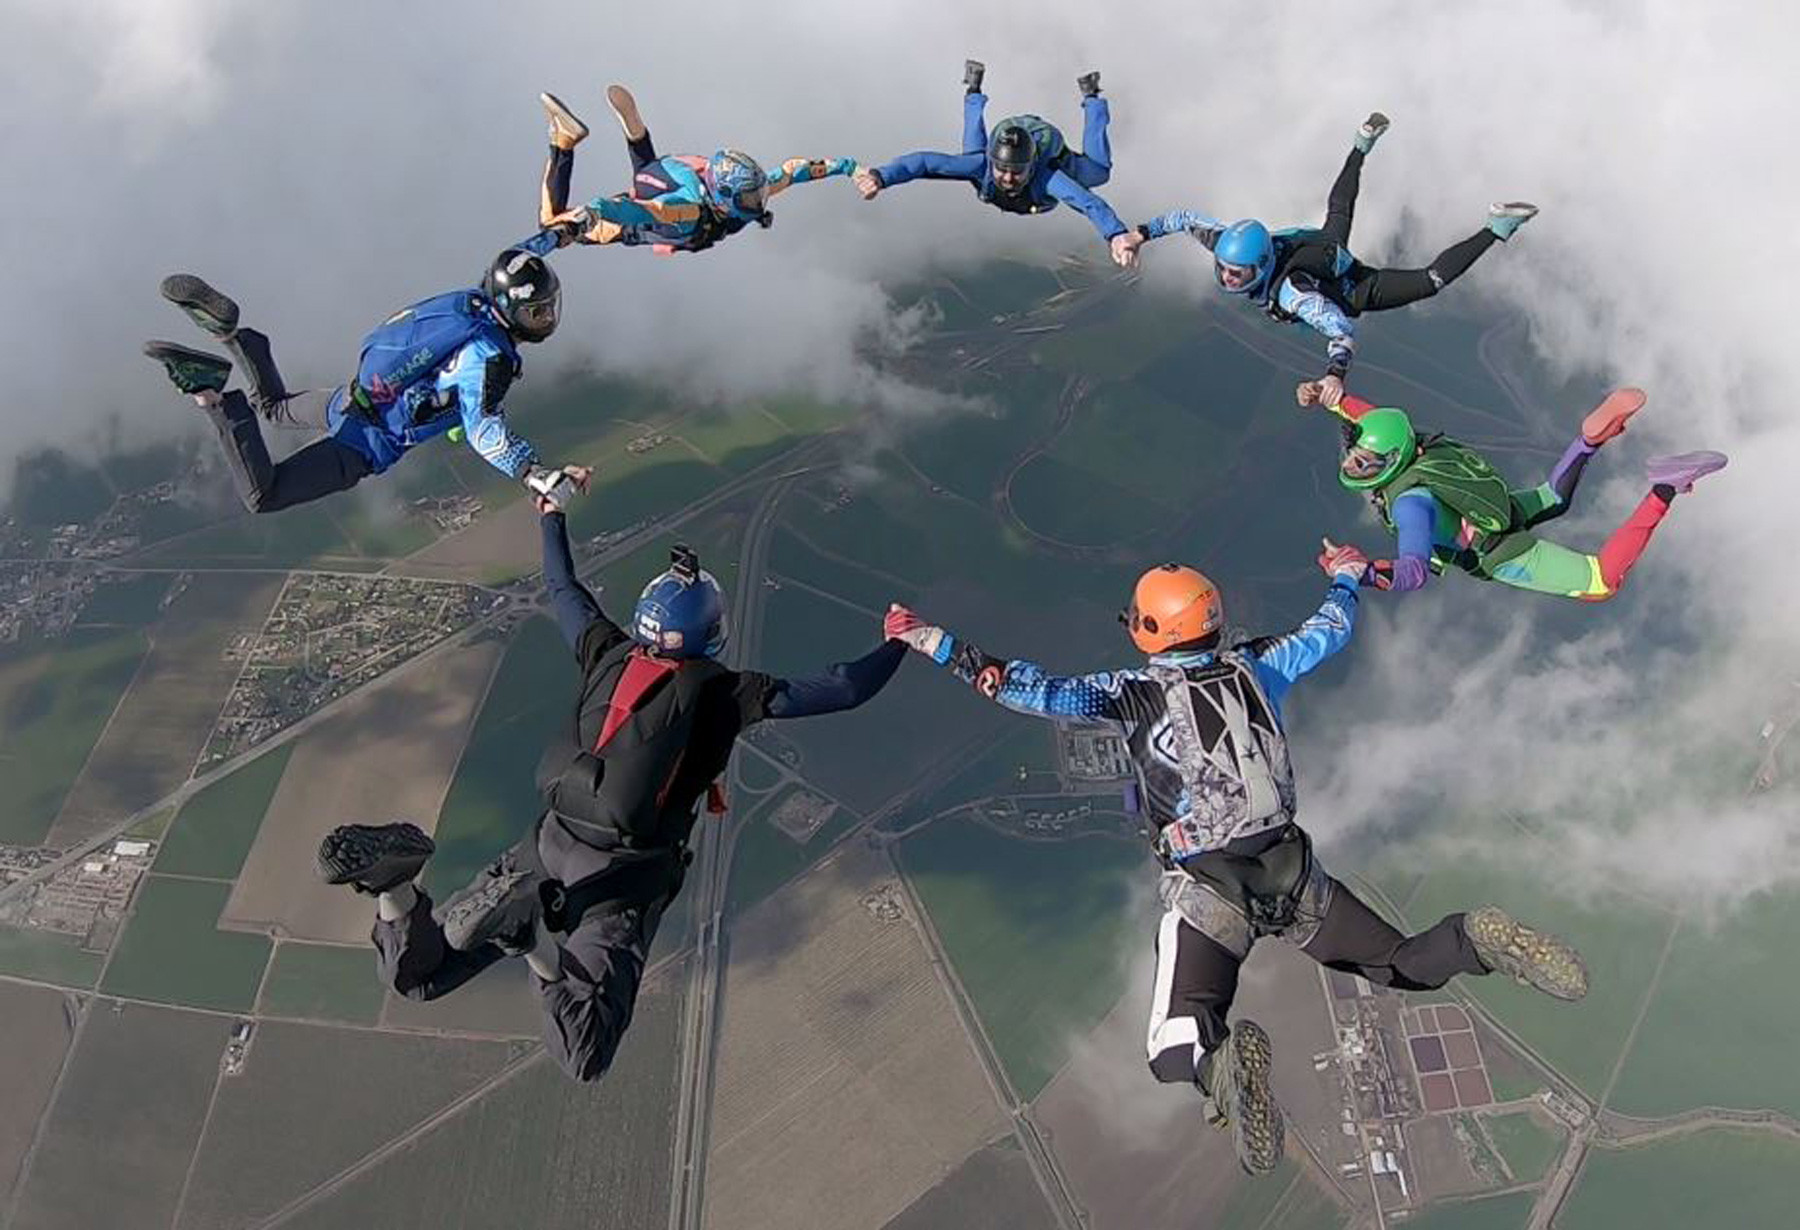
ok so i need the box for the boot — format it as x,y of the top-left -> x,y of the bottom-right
1644,451 -> 1728,495
160,273 -> 239,338
539,92 -> 589,150
605,84 -> 647,141
441,850 -> 544,953
1487,202 -> 1539,241
963,59 -> 985,95
1200,1020 -> 1285,1176
1354,111 -> 1390,154
1580,387 -> 1648,446
1077,70 -> 1102,99
316,822 -> 436,895
1466,906 -> 1589,1000
143,341 -> 232,396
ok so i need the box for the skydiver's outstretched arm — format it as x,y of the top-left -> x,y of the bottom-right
540,511 -> 621,653
1243,575 -> 1360,707
859,150 -> 987,191
540,194 -> 707,247
1275,277 -> 1357,380
447,336 -> 539,481
763,639 -> 907,719
1042,170 -> 1128,240
1134,208 -> 1228,247
764,158 -> 861,199
886,606 -> 1128,726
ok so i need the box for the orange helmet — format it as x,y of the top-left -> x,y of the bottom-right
1122,564 -> 1223,654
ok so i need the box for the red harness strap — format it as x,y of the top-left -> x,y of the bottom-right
594,650 -> 678,752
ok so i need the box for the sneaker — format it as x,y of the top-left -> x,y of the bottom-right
1581,387 -> 1648,446
1466,906 -> 1589,1001
143,341 -> 232,396
316,822 -> 435,895
1077,70 -> 1102,99
540,91 -> 589,149
441,852 -> 543,954
159,273 -> 240,338
1487,202 -> 1539,241
963,59 -> 985,94
1355,111 -> 1390,154
1645,450 -> 1728,494
1203,1020 -> 1285,1176
605,84 -> 646,141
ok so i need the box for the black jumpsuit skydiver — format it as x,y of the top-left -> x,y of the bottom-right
373,512 -> 905,1082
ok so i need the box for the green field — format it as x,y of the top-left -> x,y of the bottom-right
286,971 -> 687,1230
1559,1130 -> 1800,1229
154,744 -> 295,880
1485,1108 -> 1563,1184
1401,1190 -> 1535,1230
1608,888 -> 1800,1119
9,1001 -> 227,1230
881,1137 -> 1052,1230
0,627 -> 148,845
75,572 -> 172,627
724,784 -> 862,918
898,817 -> 1149,1100
1375,852 -> 1676,1101
424,616 -> 569,899
178,1021 -> 522,1230
100,875 -> 271,1012
259,941 -> 385,1025
0,923 -> 104,987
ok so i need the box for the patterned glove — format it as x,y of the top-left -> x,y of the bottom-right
524,466 -> 577,513
885,604 -> 949,662
1317,537 -> 1371,583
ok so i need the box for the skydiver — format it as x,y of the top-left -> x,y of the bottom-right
1116,112 -> 1537,403
316,497 -> 907,1084
534,86 -> 858,255
884,555 -> 1588,1175
1301,381 -> 1728,600
143,249 -> 585,516
853,61 -> 1136,264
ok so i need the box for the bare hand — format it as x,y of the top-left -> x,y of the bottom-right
1109,232 -> 1142,269
853,169 -> 882,200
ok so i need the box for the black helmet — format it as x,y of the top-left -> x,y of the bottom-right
482,248 -> 561,344
988,123 -> 1036,178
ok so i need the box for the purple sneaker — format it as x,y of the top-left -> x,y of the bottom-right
1645,451 -> 1728,493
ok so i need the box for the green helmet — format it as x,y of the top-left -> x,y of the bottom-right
1339,407 -> 1417,490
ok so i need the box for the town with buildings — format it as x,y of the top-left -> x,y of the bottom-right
0,838 -> 158,953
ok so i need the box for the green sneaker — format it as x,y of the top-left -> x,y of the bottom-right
159,273 -> 240,338
143,341 -> 232,395
1486,202 -> 1539,241
1466,906 -> 1589,1000
1203,1020 -> 1285,1176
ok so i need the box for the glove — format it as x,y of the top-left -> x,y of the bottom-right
1317,537 -> 1371,583
525,466 -> 578,513
885,603 -> 949,662
1368,559 -> 1395,591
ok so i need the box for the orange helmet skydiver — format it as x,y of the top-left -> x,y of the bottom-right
1122,564 -> 1223,655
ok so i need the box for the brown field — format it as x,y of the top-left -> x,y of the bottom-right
702,841 -> 1009,1230
881,1139 -> 1055,1230
1034,938 -> 1352,1230
0,983 -> 77,1198
45,571 -> 285,848
9,1001 -> 226,1230
389,496 -> 538,583
176,1019 -> 524,1230
377,958 -> 546,1038
221,640 -> 502,944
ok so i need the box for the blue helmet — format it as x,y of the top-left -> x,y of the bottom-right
632,545 -> 728,659
706,149 -> 770,222
1213,219 -> 1274,295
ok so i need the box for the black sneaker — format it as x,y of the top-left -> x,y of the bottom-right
160,273 -> 240,338
963,59 -> 985,94
1077,70 -> 1102,99
143,341 -> 232,395
316,822 -> 435,895
441,853 -> 543,954
1202,1020 -> 1285,1176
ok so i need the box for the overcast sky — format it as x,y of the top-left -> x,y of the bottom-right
3,0 -> 1796,902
